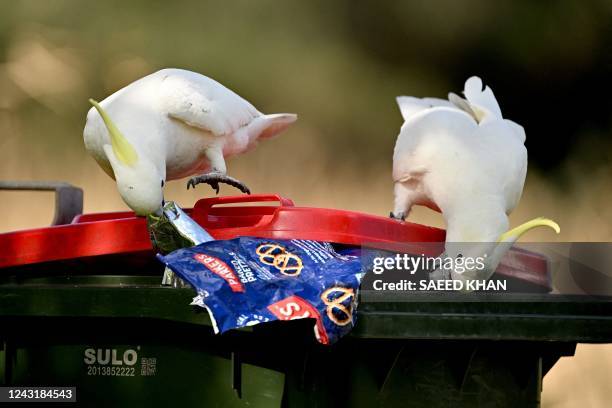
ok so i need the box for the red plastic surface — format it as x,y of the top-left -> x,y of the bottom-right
191,194 -> 445,245
72,211 -> 138,223
0,194 -> 548,287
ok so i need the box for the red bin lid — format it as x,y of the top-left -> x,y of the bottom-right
0,194 -> 548,288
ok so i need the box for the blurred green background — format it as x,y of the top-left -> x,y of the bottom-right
1,0 -> 611,173
1,1 -> 611,406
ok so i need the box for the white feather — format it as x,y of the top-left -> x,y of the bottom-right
462,76 -> 503,122
392,76 -> 529,284
392,76 -> 527,241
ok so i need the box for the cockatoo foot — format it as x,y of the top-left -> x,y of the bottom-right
187,172 -> 251,195
389,211 -> 406,221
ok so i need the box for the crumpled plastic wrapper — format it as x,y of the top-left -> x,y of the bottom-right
157,237 -> 364,345
146,201 -> 214,286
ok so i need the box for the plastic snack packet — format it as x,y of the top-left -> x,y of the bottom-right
157,237 -> 365,345
147,201 -> 214,286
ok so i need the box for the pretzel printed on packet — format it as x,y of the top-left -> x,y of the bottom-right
158,237 -> 364,345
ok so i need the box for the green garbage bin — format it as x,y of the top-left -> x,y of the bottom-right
2,258 -> 612,407
1,185 -> 611,407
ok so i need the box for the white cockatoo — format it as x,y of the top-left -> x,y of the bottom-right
84,68 -> 297,215
391,76 -> 559,283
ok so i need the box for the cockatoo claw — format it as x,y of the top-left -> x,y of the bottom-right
187,173 -> 251,195
389,212 -> 406,221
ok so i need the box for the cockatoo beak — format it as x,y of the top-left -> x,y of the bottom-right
498,217 -> 560,243
89,99 -> 138,167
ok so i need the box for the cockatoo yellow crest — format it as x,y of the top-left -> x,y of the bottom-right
89,99 -> 138,167
498,217 -> 560,243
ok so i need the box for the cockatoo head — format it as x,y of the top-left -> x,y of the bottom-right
90,99 -> 165,216
102,144 -> 165,216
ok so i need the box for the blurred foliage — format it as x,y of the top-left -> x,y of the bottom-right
0,0 -> 610,177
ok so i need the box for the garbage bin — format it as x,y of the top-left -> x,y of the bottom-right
1,188 -> 612,407
3,272 -> 612,407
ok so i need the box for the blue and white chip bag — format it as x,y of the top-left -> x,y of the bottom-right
157,237 -> 365,345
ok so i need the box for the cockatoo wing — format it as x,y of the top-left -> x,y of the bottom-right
493,128 -> 527,213
396,96 -> 455,121
468,117 -> 527,214
508,150 -> 528,212
392,107 -> 477,182
503,119 -> 526,143
493,143 -> 527,214
159,70 -> 261,136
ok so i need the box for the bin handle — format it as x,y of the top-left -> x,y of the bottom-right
194,194 -> 294,214
0,181 -> 83,226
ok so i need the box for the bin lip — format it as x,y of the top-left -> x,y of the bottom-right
0,194 -> 549,290
1,284 -> 612,342
0,194 -> 445,269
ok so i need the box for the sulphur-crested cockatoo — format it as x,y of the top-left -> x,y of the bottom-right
84,68 -> 297,215
391,76 -> 559,283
